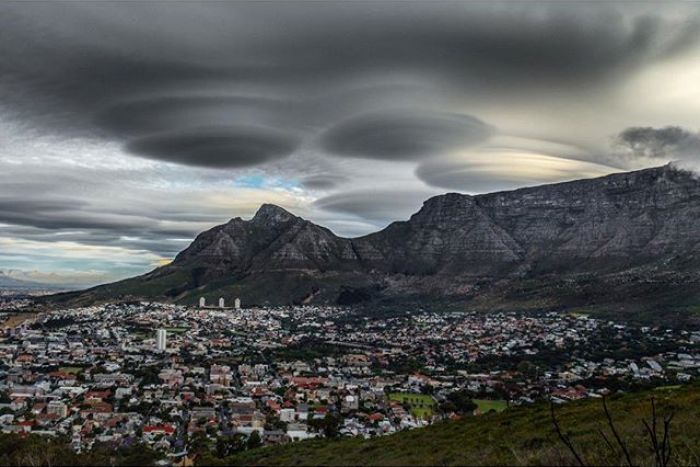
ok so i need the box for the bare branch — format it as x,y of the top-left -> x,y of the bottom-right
550,401 -> 586,466
661,413 -> 675,467
602,397 -> 633,467
598,427 -> 615,454
643,418 -> 661,466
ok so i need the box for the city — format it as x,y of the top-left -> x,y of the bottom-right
1,299 -> 698,464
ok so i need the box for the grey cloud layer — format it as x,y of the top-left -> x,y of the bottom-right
0,166 -> 226,257
2,2 -> 699,167
615,126 -> 700,160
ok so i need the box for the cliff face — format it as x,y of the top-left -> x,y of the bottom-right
357,165 -> 700,277
61,165 -> 700,315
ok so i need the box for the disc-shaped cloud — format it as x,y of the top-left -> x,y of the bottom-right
96,96 -> 291,137
126,127 -> 299,168
314,189 -> 437,221
416,151 -> 617,193
321,111 -> 493,161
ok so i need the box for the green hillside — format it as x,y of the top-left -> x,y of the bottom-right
211,384 -> 700,466
1,385 -> 699,466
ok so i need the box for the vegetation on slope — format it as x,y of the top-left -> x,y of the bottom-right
214,384 -> 700,466
1,386 -> 698,466
0,437 -> 157,466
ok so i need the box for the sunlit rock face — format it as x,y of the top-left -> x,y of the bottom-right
62,165 -> 700,308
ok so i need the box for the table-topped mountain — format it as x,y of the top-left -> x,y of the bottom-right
53,165 -> 700,320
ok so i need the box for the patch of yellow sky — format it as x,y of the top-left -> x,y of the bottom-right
0,236 -> 163,262
464,151 -> 615,183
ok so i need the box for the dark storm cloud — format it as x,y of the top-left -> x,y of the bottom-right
126,126 -> 300,168
615,126 -> 700,159
314,190 -> 437,222
1,2 -> 699,168
321,111 -> 492,161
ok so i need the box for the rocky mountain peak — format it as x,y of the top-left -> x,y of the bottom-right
251,204 -> 298,226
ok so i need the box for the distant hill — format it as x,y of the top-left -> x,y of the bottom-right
52,165 -> 700,322
217,385 -> 700,466
0,272 -> 65,292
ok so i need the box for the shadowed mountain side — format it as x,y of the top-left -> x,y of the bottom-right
49,165 -> 700,322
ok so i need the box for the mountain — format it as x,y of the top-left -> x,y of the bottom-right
0,271 -> 65,292
0,273 -> 33,289
52,165 -> 700,321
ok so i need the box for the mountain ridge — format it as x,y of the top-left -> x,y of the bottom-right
49,164 -> 700,322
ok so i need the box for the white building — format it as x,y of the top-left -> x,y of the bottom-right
199,297 -> 206,307
279,408 -> 295,422
286,423 -> 316,441
234,298 -> 241,310
47,400 -> 68,418
156,329 -> 167,351
219,297 -> 225,308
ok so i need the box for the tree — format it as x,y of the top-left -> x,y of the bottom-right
215,434 -> 246,458
309,414 -> 341,438
442,390 -> 477,415
246,430 -> 262,450
188,432 -> 210,456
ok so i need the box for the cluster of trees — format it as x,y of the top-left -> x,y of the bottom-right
307,413 -> 342,438
30,316 -> 76,329
191,430 -> 268,466
439,389 -> 478,415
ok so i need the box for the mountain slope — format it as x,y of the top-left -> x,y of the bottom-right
52,165 -> 700,319
215,385 -> 700,466
1,385 -> 697,466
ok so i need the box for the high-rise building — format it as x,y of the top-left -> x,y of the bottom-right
199,297 -> 206,307
156,329 -> 167,351
234,297 -> 241,309
219,297 -> 225,308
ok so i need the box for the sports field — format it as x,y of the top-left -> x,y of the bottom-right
388,392 -> 436,419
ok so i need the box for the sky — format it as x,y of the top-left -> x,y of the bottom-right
2,1 -> 700,287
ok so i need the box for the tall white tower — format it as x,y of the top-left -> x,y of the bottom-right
219,297 -> 225,308
234,298 -> 241,310
199,297 -> 206,308
156,329 -> 167,351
